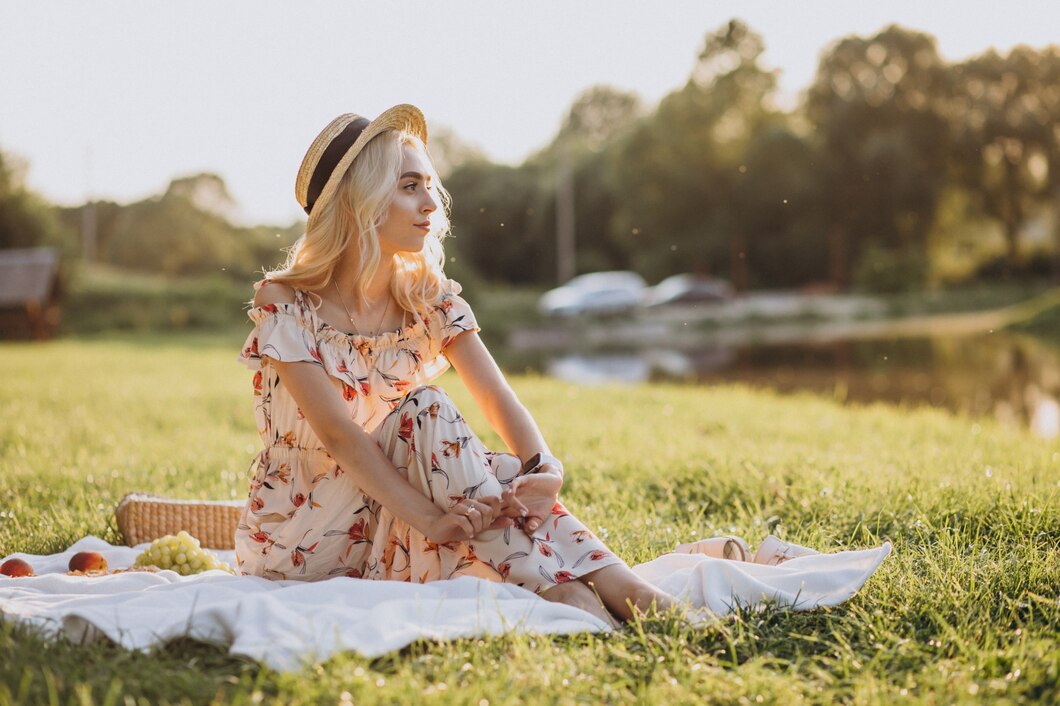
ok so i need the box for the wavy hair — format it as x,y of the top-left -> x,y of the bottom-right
261,130 -> 452,316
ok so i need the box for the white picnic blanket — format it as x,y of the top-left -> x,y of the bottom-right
0,536 -> 891,672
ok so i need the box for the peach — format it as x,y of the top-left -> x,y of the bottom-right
0,558 -> 34,577
68,551 -> 108,573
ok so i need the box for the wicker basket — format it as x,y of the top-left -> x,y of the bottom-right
116,493 -> 244,549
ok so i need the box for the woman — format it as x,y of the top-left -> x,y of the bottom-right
234,105 -> 678,625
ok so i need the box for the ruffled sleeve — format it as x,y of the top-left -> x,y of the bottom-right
417,279 -> 482,382
237,302 -> 323,371
435,279 -> 481,350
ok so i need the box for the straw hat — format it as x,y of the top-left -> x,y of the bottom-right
295,104 -> 428,229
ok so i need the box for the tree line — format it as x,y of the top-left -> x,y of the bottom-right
1,20 -> 1058,293
0,155 -> 304,281
447,21 -> 1060,291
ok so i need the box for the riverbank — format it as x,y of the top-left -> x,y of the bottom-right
509,285 -> 1060,351
44,267 -> 1058,345
1008,292 -> 1060,342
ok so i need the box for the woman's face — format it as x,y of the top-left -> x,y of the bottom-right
377,142 -> 439,256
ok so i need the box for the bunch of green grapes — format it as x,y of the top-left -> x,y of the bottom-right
133,531 -> 234,575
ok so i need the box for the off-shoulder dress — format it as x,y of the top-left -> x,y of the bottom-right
233,279 -> 624,593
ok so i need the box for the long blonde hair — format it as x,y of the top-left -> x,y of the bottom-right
262,130 -> 453,315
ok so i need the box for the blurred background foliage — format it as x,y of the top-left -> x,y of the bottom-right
2,20 -> 1059,335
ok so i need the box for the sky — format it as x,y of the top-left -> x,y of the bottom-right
1,1 -> 1057,226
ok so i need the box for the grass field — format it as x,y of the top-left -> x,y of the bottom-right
0,334 -> 1057,705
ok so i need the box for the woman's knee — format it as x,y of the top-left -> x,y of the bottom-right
387,385 -> 462,433
381,385 -> 459,443
386,384 -> 498,504
401,384 -> 455,411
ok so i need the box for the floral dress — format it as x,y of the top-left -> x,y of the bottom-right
233,278 -> 625,594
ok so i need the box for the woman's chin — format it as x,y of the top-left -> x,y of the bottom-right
383,240 -> 428,257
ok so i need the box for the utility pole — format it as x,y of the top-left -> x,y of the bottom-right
81,147 -> 97,263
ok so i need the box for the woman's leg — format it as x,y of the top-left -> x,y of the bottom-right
373,385 -> 629,596
373,384 -> 504,513
540,580 -> 620,627
578,563 -> 678,622
366,385 -> 507,581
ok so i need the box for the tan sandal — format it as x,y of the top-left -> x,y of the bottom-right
751,534 -> 819,566
673,536 -> 750,561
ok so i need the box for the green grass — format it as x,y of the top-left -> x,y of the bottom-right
1,335 -> 1058,705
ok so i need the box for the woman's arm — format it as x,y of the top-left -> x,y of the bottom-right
445,331 -> 562,480
253,285 -> 504,543
445,330 -> 563,532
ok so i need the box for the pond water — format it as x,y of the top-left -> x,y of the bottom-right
501,332 -> 1060,440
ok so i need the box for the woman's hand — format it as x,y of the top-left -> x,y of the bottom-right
510,464 -> 563,533
423,494 -> 521,544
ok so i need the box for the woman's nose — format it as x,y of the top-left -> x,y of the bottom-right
422,191 -> 438,213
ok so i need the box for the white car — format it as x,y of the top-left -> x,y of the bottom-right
643,274 -> 733,308
538,271 -> 647,317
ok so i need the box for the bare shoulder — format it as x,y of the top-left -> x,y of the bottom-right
253,281 -> 297,308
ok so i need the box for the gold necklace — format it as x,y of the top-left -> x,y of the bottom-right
332,280 -> 391,336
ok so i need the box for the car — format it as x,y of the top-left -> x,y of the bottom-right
643,274 -> 733,308
538,271 -> 648,317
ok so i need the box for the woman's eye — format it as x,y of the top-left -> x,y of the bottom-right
404,183 -> 417,191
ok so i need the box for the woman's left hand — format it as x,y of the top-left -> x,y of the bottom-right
510,464 -> 563,533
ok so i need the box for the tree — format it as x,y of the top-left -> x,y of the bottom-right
425,125 -> 488,179
443,85 -> 645,285
556,85 -> 644,154
164,173 -> 237,221
73,173 -> 292,278
445,161 -> 548,284
0,149 -> 71,253
528,86 -> 644,282
805,25 -> 952,289
946,45 -> 1060,272
611,20 -> 781,286
732,126 -> 826,286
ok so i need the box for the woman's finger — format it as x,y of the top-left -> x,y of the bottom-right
466,499 -> 497,525
450,503 -> 478,537
466,506 -> 489,534
501,492 -> 528,517
483,493 -> 526,521
475,504 -> 494,533
456,499 -> 485,522
478,495 -> 504,516
458,516 -> 476,539
459,501 -> 491,533
488,516 -> 514,530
